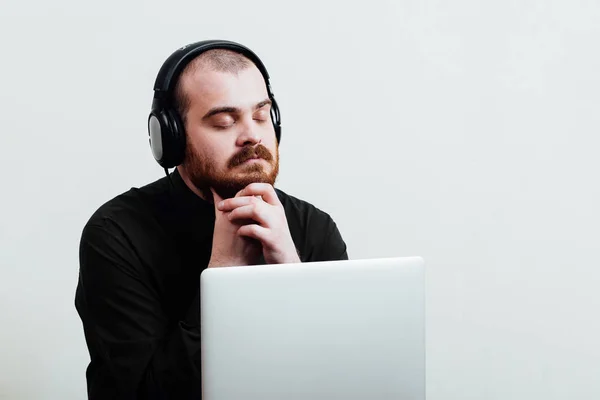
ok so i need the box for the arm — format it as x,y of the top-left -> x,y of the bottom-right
75,221 -> 201,400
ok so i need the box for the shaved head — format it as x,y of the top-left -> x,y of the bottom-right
173,49 -> 254,124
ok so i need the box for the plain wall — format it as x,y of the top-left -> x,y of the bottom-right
1,0 -> 599,399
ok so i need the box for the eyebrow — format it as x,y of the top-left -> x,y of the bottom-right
202,98 -> 272,120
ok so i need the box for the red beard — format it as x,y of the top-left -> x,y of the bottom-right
184,143 -> 280,200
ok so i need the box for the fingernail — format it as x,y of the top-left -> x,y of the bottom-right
217,201 -> 224,209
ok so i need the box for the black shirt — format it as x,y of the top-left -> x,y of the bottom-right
74,169 -> 348,399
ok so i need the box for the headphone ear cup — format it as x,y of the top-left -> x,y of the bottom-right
148,110 -> 169,167
148,108 -> 185,169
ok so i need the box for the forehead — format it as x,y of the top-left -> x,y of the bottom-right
181,64 -> 269,111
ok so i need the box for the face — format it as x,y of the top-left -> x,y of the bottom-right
179,64 -> 280,200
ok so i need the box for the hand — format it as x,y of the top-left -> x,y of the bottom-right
207,188 -> 262,268
216,183 -> 301,265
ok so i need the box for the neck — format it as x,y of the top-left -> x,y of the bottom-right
176,166 -> 213,203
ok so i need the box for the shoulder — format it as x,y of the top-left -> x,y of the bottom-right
82,174 -> 171,239
275,188 -> 336,228
77,174 -> 175,279
275,188 -> 348,261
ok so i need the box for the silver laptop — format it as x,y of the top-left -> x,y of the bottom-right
200,257 -> 425,400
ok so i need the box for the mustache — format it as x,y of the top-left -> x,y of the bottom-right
228,144 -> 273,168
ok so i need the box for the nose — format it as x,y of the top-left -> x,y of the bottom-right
235,118 -> 262,147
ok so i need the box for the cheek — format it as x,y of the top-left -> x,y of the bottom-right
266,138 -> 279,159
186,136 -> 206,161
258,130 -> 277,150
186,129 -> 212,156
188,136 -> 231,169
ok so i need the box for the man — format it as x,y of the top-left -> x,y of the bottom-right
75,40 -> 348,399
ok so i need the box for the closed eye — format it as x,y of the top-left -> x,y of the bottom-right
254,109 -> 270,121
211,114 -> 236,129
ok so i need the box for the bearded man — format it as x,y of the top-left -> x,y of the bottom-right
74,40 -> 348,399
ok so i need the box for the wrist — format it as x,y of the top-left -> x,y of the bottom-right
282,247 -> 301,264
207,257 -> 238,268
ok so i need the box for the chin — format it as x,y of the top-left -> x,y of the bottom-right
212,174 -> 277,200
233,173 -> 275,186
235,162 -> 270,175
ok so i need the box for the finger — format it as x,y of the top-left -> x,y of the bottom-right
237,223 -> 270,243
235,189 -> 262,202
228,203 -> 270,226
217,196 -> 260,212
236,183 -> 279,206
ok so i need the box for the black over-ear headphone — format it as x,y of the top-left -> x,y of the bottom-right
148,39 -> 282,169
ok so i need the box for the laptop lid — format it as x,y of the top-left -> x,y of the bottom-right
200,256 -> 425,400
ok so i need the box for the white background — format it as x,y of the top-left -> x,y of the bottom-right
1,0 -> 599,399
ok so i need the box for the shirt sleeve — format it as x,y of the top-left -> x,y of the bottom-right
74,221 -> 201,400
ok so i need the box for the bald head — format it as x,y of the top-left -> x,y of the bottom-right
173,49 -> 255,124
